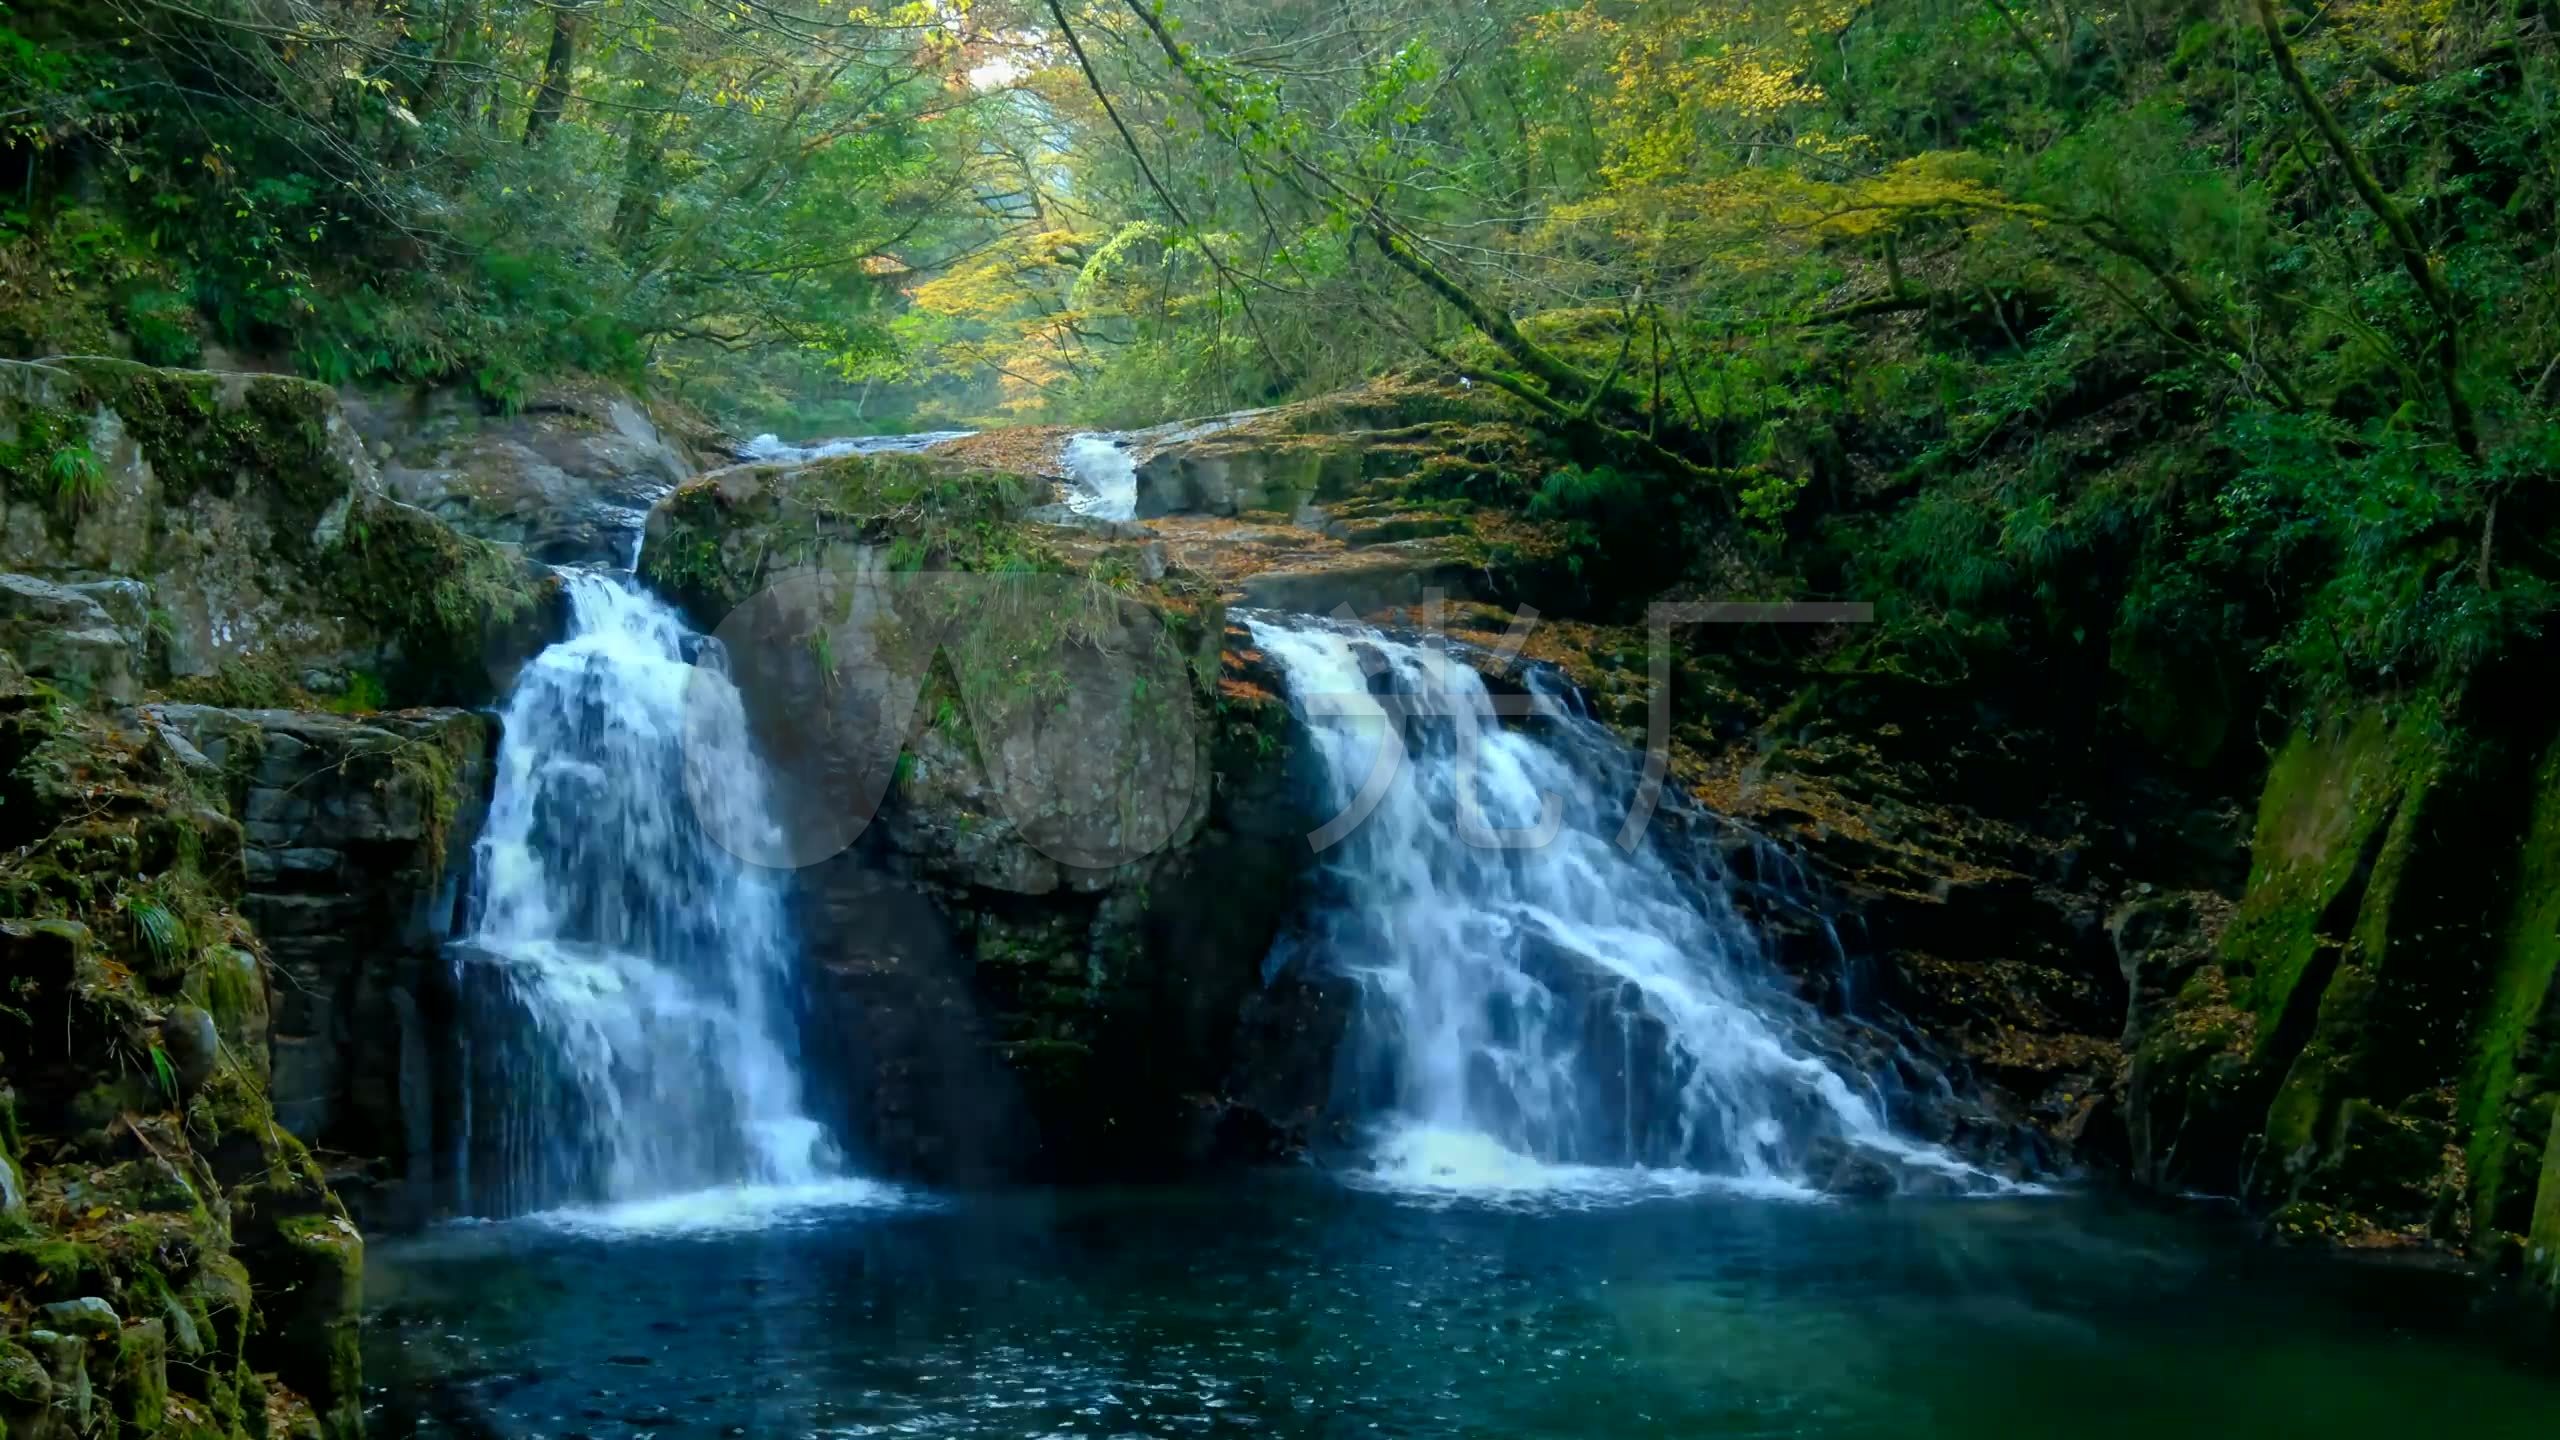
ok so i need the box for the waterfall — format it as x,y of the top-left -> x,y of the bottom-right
1248,614 -> 1985,1199
455,572 -> 867,1222
1060,434 -> 1140,521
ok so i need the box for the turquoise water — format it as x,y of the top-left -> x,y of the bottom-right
367,1178 -> 2559,1438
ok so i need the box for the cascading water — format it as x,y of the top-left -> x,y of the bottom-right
1060,434 -> 1140,521
735,430 -> 977,464
455,572 -> 879,1224
1249,614 -> 1985,1199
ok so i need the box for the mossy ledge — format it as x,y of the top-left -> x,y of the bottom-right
3,356 -> 562,709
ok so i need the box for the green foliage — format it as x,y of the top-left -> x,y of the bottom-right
43,440 -> 104,513
325,671 -> 390,716
120,892 -> 187,976
1,0 -> 991,410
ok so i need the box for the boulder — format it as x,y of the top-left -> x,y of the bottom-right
1,356 -> 559,707
35,1298 -> 119,1341
0,572 -> 144,701
159,1004 -> 222,1096
640,453 -> 1337,1180
344,376 -> 704,565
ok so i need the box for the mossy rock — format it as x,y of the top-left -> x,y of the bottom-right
114,1317 -> 171,1435
184,1252 -> 254,1368
0,1235 -> 111,1303
638,453 -> 1050,626
0,1336 -> 50,1407
3,357 -> 559,708
2220,710 -> 2416,1039
247,1214 -> 361,1440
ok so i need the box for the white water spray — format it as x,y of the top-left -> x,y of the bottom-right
459,573 -> 851,1216
1060,434 -> 1140,521
1248,615 -> 1986,1199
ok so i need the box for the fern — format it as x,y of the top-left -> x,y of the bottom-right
45,443 -> 108,514
123,893 -> 188,973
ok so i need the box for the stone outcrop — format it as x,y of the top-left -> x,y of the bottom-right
2114,692 -> 2560,1260
148,706 -> 492,1231
1123,383 -> 1579,620
3,356 -> 560,708
2,356 -> 590,1437
341,377 -> 708,567
639,449 -> 1336,1181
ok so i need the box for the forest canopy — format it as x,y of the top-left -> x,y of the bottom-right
7,0 -> 2560,719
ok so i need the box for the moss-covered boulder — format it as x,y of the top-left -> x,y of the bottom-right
638,450 -> 1331,1180
3,356 -> 560,707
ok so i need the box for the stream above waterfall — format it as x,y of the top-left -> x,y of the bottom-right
368,1178 -> 2559,1439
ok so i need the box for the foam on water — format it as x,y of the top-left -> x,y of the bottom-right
1350,1124 -> 1817,1209
521,1177 -> 919,1240
1059,433 -> 1139,520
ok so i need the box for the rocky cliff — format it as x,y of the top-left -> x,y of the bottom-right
1,359 -> 561,1436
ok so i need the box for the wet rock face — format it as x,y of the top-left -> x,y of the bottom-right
344,378 -> 706,566
150,704 -> 493,1230
790,668 -> 1334,1183
785,637 -> 1335,1181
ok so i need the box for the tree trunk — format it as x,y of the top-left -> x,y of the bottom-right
613,110 -> 669,257
524,3 -> 586,147
419,0 -> 480,115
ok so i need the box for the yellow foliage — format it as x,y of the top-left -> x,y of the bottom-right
1528,1 -> 1866,190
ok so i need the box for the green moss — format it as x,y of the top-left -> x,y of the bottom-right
187,1253 -> 254,1366
2254,752 -> 2436,1185
117,1318 -> 172,1434
329,492 -> 541,700
0,1235 -> 111,1301
162,654 -> 317,711
2460,734 -> 2560,1237
52,360 -> 343,521
0,1339 -> 48,1410
374,716 -> 481,876
235,1366 -> 270,1440
184,945 -> 267,1054
0,399 -> 104,521
262,1214 -> 362,1440
2221,709 -> 2415,1039
642,456 -> 1055,620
